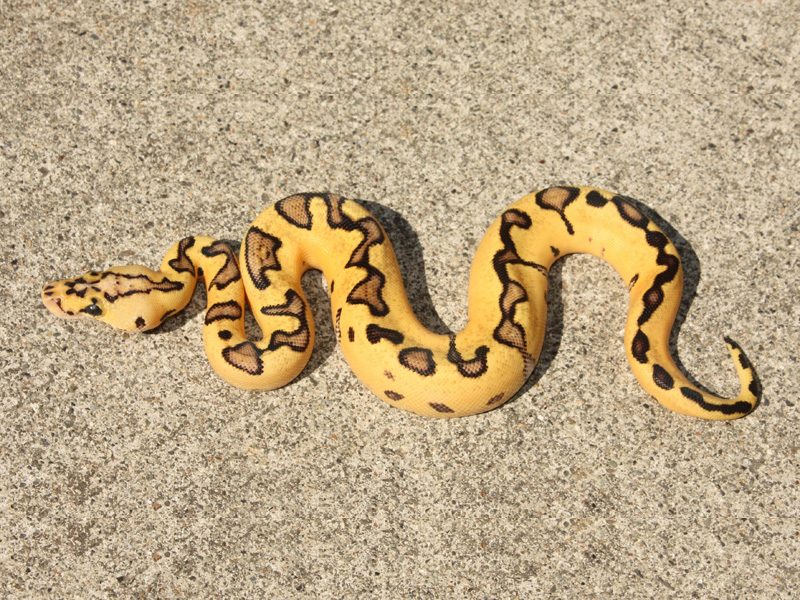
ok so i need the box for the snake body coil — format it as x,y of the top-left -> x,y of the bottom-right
42,187 -> 759,419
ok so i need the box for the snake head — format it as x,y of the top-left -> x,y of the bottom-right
42,266 -> 186,332
42,270 -> 110,321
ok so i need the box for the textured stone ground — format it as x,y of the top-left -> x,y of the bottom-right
2,1 -> 798,598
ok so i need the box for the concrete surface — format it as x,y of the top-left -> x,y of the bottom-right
2,0 -> 798,598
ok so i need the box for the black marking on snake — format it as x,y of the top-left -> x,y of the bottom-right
346,217 -> 385,267
646,230 -> 668,249
330,280 -> 335,294
201,241 -> 241,291
335,307 -> 342,340
347,268 -> 388,316
169,237 -> 196,275
585,190 -> 608,207
296,194 -> 391,317
280,195 -> 389,317
429,402 -> 454,414
738,351 -> 750,370
205,300 -> 243,324
135,316 -> 146,329
399,347 -> 436,377
223,341 -> 265,375
447,334 -> 489,378
550,246 -> 560,257
584,194 -> 675,331
724,336 -> 750,369
348,327 -> 355,342
521,351 -> 537,377
724,337 -> 760,403
586,193 -> 650,230
321,193 -> 353,230
275,194 -> 315,229
681,385 -> 754,415
680,387 -> 703,403
244,226 -> 283,291
492,208 -> 547,354
581,201 -> 679,361
652,364 -> 674,390
631,330 -> 650,364
366,324 -> 404,345
385,390 -> 404,401
487,393 -> 505,406
612,196 -> 649,229
96,272 -> 184,304
218,330 -> 233,340
637,232 -> 680,327
535,186 -> 581,234
66,281 -> 88,298
261,289 -> 310,352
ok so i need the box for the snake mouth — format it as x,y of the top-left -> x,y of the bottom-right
41,291 -> 81,319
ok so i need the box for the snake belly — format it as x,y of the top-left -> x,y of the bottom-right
41,187 -> 759,419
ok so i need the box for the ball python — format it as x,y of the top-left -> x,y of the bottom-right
42,187 -> 759,419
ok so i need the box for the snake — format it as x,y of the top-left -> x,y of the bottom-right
41,187 -> 759,419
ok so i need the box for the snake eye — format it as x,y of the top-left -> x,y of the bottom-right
82,303 -> 103,317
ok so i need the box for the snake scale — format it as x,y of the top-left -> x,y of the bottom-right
42,187 -> 759,419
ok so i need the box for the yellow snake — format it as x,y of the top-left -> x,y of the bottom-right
42,187 -> 759,419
